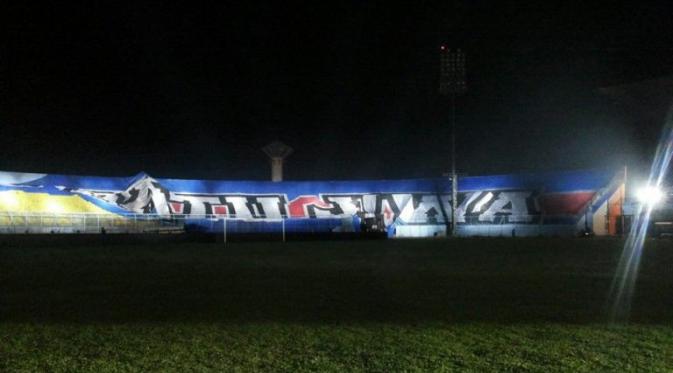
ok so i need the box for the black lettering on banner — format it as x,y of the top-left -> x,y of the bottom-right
375,194 -> 400,216
245,197 -> 265,218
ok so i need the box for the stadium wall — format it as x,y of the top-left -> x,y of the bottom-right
0,169 -> 624,237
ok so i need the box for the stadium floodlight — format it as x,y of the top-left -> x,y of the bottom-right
636,185 -> 664,207
439,46 -> 467,236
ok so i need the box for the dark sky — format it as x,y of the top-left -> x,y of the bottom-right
3,2 -> 673,181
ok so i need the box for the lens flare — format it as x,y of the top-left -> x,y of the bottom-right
609,103 -> 673,322
636,186 -> 664,206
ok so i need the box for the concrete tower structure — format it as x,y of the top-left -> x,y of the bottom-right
262,141 -> 293,182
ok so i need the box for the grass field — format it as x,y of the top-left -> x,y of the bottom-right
1,237 -> 673,371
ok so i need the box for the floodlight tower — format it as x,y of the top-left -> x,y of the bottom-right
439,46 -> 466,236
262,141 -> 293,182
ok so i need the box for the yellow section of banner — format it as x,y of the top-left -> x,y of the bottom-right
0,190 -> 113,214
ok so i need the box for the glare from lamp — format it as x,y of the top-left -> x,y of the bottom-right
45,199 -> 64,213
636,185 -> 664,206
0,191 -> 19,209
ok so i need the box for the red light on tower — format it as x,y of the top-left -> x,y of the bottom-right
440,45 -> 447,51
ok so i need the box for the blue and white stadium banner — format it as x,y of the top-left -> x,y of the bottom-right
0,169 -> 625,237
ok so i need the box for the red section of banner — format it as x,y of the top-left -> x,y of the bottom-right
538,192 -> 595,215
212,205 -> 228,215
288,196 -> 332,217
169,202 -> 184,214
608,184 -> 625,234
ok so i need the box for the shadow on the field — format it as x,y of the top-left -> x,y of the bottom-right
2,239 -> 673,324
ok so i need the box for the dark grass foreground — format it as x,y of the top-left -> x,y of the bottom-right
1,238 -> 673,371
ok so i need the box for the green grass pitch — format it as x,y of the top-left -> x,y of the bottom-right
1,238 -> 673,371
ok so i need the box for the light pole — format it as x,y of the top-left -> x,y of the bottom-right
439,46 -> 466,236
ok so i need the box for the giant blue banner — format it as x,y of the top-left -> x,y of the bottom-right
0,169 -> 623,236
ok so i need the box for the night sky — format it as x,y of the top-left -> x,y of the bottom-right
4,2 -> 673,181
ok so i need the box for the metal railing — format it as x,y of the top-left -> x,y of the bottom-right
0,212 -> 186,234
0,211 -> 605,238
0,213 -> 318,241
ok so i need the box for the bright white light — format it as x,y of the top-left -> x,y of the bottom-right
45,200 -> 64,213
0,191 -> 19,209
636,186 -> 664,206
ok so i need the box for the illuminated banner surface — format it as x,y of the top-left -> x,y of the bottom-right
0,169 -> 622,236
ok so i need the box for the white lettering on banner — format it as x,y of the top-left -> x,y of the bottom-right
399,194 -> 449,224
323,195 -> 362,216
478,191 -> 533,223
254,196 -> 286,219
223,196 -> 253,219
472,192 -> 493,213
64,175 -> 557,226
